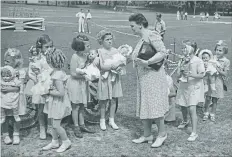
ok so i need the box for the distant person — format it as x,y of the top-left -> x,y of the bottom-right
180,11 -> 184,20
200,12 -> 205,21
76,9 -> 85,33
86,10 -> 92,34
154,13 -> 166,41
213,12 -> 220,21
177,10 -> 180,20
206,12 -> 209,21
184,12 -> 188,20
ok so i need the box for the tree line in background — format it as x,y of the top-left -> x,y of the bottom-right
2,1 -> 232,15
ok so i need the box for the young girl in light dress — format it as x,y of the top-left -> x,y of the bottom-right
67,35 -> 95,139
28,34 -> 54,139
1,48 -> 27,145
203,41 -> 230,122
1,65 -> 21,123
198,49 -> 219,92
42,48 -> 72,153
176,44 -> 205,142
94,30 -> 124,131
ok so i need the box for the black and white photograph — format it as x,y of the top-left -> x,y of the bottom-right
1,0 -> 232,156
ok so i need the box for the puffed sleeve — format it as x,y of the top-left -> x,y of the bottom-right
197,59 -> 205,74
224,58 -> 230,71
51,71 -> 67,81
148,31 -> 167,55
70,54 -> 84,78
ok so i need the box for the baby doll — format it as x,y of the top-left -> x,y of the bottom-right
1,66 -> 21,123
199,49 -> 219,92
29,46 -> 41,63
30,62 -> 53,102
102,44 -> 133,81
77,49 -> 100,81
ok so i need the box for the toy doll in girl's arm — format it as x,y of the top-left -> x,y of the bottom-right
1,66 -> 21,123
101,44 -> 133,81
76,49 -> 100,81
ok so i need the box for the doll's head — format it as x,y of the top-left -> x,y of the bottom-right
36,34 -> 53,55
88,49 -> 98,61
199,49 -> 213,62
1,66 -> 16,82
214,40 -> 228,58
29,46 -> 40,57
4,48 -> 23,69
96,30 -> 115,49
46,48 -> 66,69
118,44 -> 133,57
72,35 -> 90,55
30,63 -> 41,75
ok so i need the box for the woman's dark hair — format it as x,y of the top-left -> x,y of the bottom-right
36,34 -> 53,49
71,35 -> 89,51
129,13 -> 148,28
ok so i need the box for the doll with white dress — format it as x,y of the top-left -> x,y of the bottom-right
77,49 -> 100,81
199,49 -> 219,92
1,66 -> 21,123
102,44 -> 133,81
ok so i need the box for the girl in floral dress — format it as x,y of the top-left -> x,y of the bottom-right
1,48 -> 27,145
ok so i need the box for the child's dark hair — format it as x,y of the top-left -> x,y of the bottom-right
129,13 -> 148,28
71,35 -> 89,51
46,48 -> 66,69
36,34 -> 53,49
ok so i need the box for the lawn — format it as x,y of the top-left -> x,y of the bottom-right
1,3 -> 232,157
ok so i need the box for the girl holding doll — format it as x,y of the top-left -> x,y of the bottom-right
94,30 -> 124,131
42,48 -> 72,153
203,41 -> 230,122
176,44 -> 205,142
28,34 -> 53,139
67,35 -> 95,138
1,48 -> 27,145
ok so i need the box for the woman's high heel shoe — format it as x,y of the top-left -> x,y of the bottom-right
132,135 -> 153,144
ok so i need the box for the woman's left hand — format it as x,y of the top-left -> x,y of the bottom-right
136,58 -> 149,68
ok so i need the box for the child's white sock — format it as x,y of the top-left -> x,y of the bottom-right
14,115 -> 21,122
109,118 -> 119,130
100,119 -> 106,130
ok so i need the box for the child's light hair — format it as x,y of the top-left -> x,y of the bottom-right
46,48 -> 66,69
4,48 -> 23,68
1,65 -> 16,78
215,40 -> 228,54
96,30 -> 115,45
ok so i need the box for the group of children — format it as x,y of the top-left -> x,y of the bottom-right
1,27 -> 230,151
1,30 -> 133,153
171,40 -> 230,141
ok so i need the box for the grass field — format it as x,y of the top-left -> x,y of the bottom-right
1,3 -> 232,157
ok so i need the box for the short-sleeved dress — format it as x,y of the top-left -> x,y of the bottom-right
206,56 -> 230,98
44,70 -> 72,119
4,68 -> 27,116
67,53 -> 89,106
95,48 -> 123,100
176,56 -> 205,106
133,32 -> 169,119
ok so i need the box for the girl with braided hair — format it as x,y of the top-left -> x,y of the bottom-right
42,48 -> 72,153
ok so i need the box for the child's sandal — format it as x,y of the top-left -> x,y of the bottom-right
203,112 -> 209,121
210,114 -> 216,122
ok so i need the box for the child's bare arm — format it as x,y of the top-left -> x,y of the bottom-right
49,80 -> 65,97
